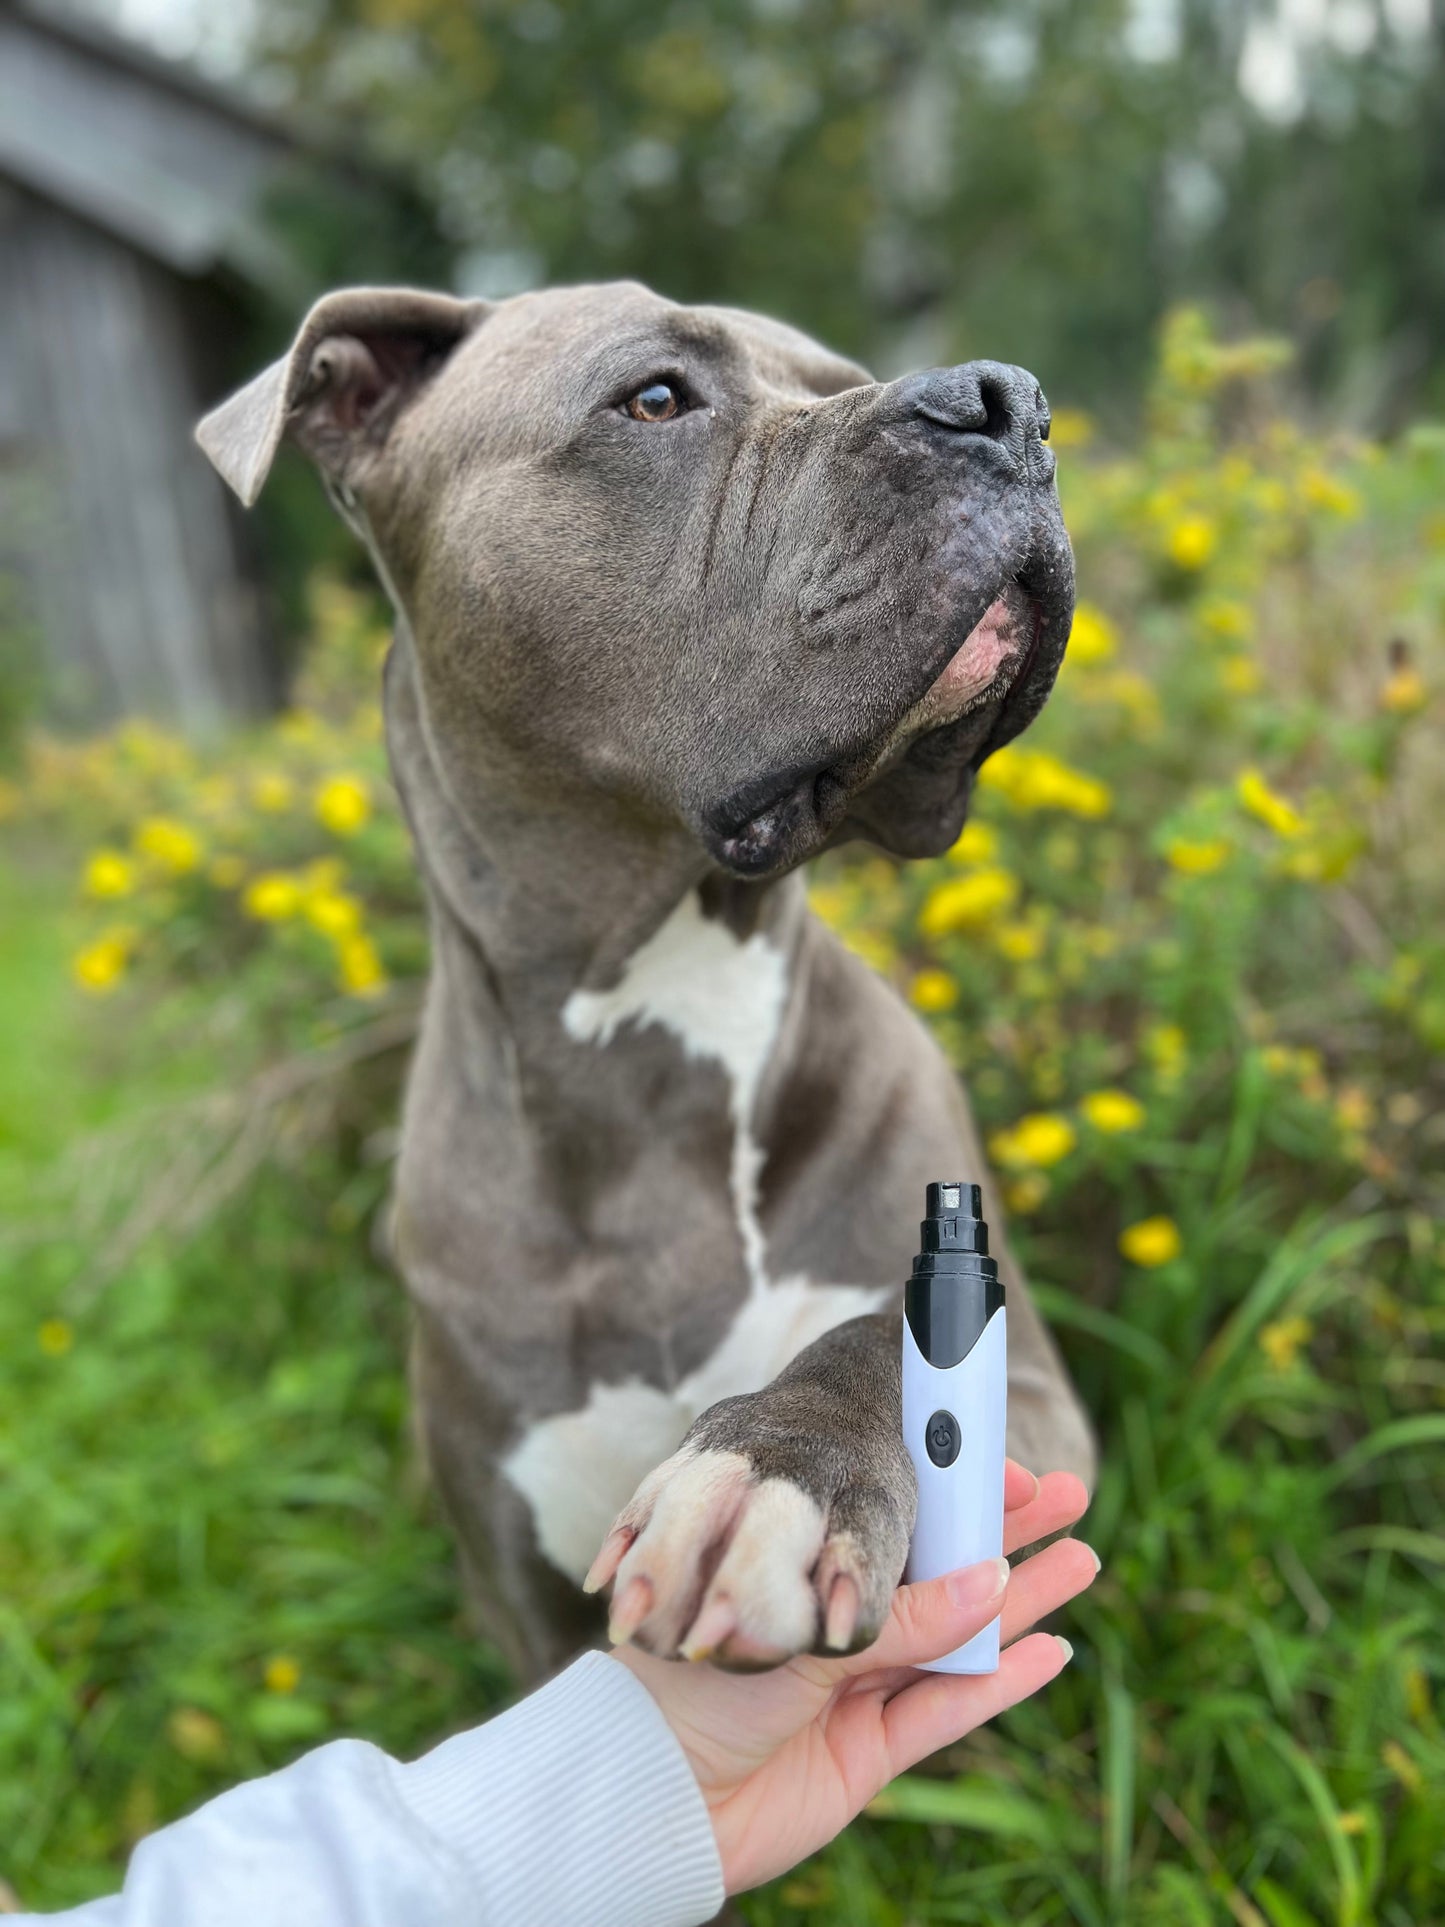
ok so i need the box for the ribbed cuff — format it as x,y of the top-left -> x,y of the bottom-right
395,1650 -> 725,1927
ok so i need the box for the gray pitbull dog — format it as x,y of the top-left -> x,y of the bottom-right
199,282 -> 1095,1679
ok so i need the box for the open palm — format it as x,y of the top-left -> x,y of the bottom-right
613,1464 -> 1095,1895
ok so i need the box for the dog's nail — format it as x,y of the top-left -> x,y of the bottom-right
582,1527 -> 631,1595
680,1595 -> 736,1662
823,1573 -> 859,1652
1054,1636 -> 1074,1665
607,1575 -> 653,1646
947,1556 -> 1011,1609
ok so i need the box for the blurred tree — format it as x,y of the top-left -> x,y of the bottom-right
232,0 -> 1443,419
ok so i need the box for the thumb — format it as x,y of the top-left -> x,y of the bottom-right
842,1556 -> 1009,1674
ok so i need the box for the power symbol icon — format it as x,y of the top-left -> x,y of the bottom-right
925,1410 -> 961,1468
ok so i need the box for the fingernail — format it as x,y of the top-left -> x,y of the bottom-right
607,1575 -> 652,1646
680,1595 -> 735,1662
947,1555 -> 1010,1608
1084,1544 -> 1101,1577
823,1573 -> 859,1652
1054,1636 -> 1074,1665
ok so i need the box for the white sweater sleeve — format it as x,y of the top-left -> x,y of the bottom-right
16,1652 -> 725,1927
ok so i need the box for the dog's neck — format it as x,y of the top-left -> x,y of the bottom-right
382,625 -> 805,1057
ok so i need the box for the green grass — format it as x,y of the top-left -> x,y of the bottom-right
3,834 -> 1441,1924
0,848 -> 507,1910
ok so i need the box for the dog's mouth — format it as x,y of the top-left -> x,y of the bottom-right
706,578 -> 1056,876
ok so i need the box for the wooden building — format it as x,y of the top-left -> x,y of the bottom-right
0,2 -> 351,729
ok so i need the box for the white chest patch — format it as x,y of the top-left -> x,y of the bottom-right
562,889 -> 788,1294
503,891 -> 889,1582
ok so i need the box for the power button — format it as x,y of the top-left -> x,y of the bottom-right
925,1409 -> 961,1468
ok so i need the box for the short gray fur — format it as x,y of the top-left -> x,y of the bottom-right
197,280 -> 1097,1677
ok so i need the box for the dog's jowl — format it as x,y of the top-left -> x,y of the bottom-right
198,281 -> 1096,1677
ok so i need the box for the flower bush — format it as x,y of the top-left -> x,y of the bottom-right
4,312 -> 1443,1920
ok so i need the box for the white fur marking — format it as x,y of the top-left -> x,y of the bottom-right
504,1273 -> 891,1580
514,891 -> 889,1581
562,891 -> 788,1295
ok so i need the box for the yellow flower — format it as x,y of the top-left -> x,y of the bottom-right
1219,655 -> 1262,695
948,820 -> 998,866
1380,666 -> 1427,715
338,934 -> 387,997
134,817 -> 202,875
909,968 -> 958,1013
1119,1215 -> 1182,1267
167,1707 -> 226,1763
1259,1315 -> 1313,1372
243,872 -> 304,922
1334,1085 -> 1375,1133
919,867 -> 1020,937
1046,407 -> 1094,450
1003,1173 -> 1049,1215
264,1655 -> 301,1695
1167,515 -> 1218,571
83,849 -> 137,899
73,930 -> 133,994
1144,1022 -> 1188,1082
252,771 -> 295,813
995,921 -> 1044,963
209,855 -> 247,890
1380,1741 -> 1422,1793
990,1112 -> 1077,1170
978,747 -> 1111,818
1237,768 -> 1304,838
305,891 -> 364,940
1165,836 -> 1230,876
38,1317 -> 74,1357
1065,603 -> 1118,668
1299,468 -> 1361,518
1080,1089 -> 1146,1134
315,775 -> 371,836
1200,598 -> 1253,642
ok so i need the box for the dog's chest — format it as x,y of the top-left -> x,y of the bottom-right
502,892 -> 888,1581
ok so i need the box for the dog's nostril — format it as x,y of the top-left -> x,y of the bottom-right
975,372 -> 1016,445
910,362 -> 1048,455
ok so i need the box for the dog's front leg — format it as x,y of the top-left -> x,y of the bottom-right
584,1312 -> 918,1667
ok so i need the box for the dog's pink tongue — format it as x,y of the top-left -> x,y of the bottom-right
918,595 -> 1024,725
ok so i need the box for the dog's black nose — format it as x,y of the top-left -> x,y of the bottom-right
902,361 -> 1054,479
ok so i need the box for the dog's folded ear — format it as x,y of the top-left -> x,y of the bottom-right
196,287 -> 487,507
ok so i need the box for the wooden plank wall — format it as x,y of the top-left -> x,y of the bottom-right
0,186 -> 275,730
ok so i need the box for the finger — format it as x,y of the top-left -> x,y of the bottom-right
840,1556 -> 1010,1675
845,1532 -> 1096,1682
999,1536 -> 1098,1647
1003,1459 -> 1040,1511
1002,1470 -> 1089,1558
881,1633 -> 1072,1779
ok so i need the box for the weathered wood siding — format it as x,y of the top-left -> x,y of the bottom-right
0,186 -> 275,729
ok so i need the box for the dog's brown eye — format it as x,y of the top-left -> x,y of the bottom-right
627,382 -> 682,422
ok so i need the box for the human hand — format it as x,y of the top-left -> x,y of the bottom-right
612,1462 -> 1094,1896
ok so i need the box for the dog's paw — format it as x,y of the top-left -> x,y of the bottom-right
582,1397 -> 915,1668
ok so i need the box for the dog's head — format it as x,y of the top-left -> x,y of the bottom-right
200,281 -> 1073,875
